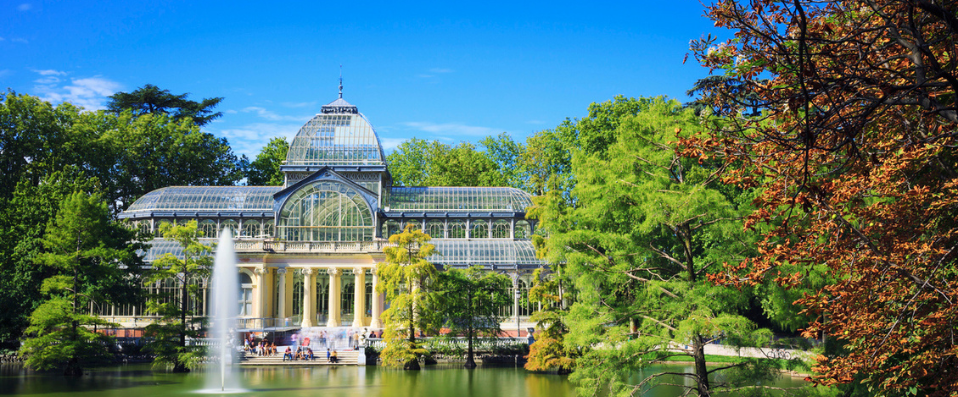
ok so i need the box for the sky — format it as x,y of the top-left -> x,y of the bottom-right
1,1 -> 726,160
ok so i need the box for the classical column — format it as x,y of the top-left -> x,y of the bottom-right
301,268 -> 316,328
352,268 -> 366,328
326,268 -> 342,327
276,268 -> 287,323
254,267 -> 269,320
370,270 -> 383,328
511,273 -> 521,336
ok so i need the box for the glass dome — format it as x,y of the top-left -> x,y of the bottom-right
285,97 -> 387,167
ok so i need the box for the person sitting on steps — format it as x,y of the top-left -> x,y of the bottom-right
283,346 -> 292,361
330,350 -> 339,364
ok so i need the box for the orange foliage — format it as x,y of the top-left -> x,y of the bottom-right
690,1 -> 958,395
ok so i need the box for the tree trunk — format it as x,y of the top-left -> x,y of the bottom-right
173,274 -> 190,373
464,325 -> 476,369
404,300 -> 420,371
692,335 -> 711,396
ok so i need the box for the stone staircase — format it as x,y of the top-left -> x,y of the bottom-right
240,350 -> 362,366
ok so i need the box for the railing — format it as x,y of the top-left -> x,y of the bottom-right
234,240 -> 394,254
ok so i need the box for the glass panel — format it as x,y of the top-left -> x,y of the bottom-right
125,186 -> 281,213
425,220 -> 444,239
387,187 -> 533,211
277,181 -> 374,242
200,219 -> 217,238
221,219 -> 239,237
515,220 -> 531,239
341,273 -> 355,324
285,113 -> 387,166
470,220 -> 488,239
448,220 -> 466,239
492,220 -> 510,239
292,272 -> 304,316
241,220 -> 260,238
264,220 -> 275,238
316,273 -> 329,323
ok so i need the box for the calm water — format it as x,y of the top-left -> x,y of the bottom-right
0,363 -> 810,396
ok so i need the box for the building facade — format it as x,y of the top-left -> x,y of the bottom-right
111,92 -> 546,332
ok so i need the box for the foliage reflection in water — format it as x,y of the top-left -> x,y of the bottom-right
0,363 -> 812,396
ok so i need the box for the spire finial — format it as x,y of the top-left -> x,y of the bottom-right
338,65 -> 343,99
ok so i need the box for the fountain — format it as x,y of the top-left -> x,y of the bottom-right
198,228 -> 245,394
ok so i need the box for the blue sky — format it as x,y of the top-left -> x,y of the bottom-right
2,1 -> 724,159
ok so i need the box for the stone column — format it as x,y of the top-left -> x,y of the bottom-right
326,268 -> 341,327
276,268 -> 287,323
352,268 -> 366,328
511,273 -> 521,336
370,270 -> 383,328
254,267 -> 269,320
301,268 -> 315,328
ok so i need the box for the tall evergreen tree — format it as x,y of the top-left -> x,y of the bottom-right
106,84 -> 224,126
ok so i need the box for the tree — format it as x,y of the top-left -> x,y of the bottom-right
479,133 -> 527,189
18,191 -> 142,376
435,266 -> 511,369
246,137 -> 289,186
386,138 -> 510,187
106,84 -> 224,126
536,97 -> 778,396
690,1 -> 958,394
143,220 -> 212,372
93,112 -> 246,214
376,224 -> 439,370
524,267 -> 575,374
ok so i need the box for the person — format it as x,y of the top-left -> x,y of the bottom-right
330,350 -> 339,364
326,348 -> 331,362
283,346 -> 292,361
306,347 -> 314,360
244,338 -> 250,354
295,346 -> 303,360
353,331 -> 360,348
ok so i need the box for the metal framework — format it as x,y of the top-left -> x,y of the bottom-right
387,187 -> 532,212
285,98 -> 387,167
428,240 -> 546,268
277,181 -> 375,241
123,186 -> 280,214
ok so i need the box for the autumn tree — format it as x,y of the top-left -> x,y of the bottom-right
18,191 -> 142,376
524,267 -> 575,374
376,225 -> 440,370
143,221 -> 212,372
536,97 -> 778,396
691,1 -> 958,395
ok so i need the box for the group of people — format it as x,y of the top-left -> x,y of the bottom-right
281,346 -> 339,363
244,338 -> 278,356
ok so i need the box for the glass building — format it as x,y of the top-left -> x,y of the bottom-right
114,91 -> 545,331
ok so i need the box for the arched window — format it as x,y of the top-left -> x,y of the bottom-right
492,220 -> 510,239
292,271 -> 304,316
263,219 -> 275,238
136,221 -> 151,235
241,220 -> 260,238
316,272 -> 329,324
515,220 -> 531,239
448,220 -> 466,239
239,272 -> 253,316
470,220 -> 489,239
221,219 -> 239,237
278,181 -> 374,242
383,220 -> 401,238
425,220 -> 444,238
403,219 -> 421,232
199,219 -> 217,238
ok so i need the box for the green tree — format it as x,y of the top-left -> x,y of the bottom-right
537,97 -> 777,396
376,224 -> 439,370
106,84 -> 224,126
386,138 -> 510,187
435,266 -> 511,368
143,220 -> 212,372
246,137 -> 289,186
18,191 -> 142,376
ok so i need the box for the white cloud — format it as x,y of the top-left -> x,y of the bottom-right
11,38 -> 28,44
212,122 -> 302,159
17,3 -> 31,11
401,121 -> 502,137
34,69 -> 66,76
242,106 -> 311,122
0,69 -> 11,78
429,68 -> 453,74
34,73 -> 122,111
379,137 -> 405,152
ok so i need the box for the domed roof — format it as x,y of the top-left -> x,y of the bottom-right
284,96 -> 387,167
